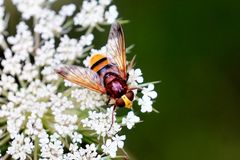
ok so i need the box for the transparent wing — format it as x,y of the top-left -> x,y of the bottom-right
106,22 -> 127,79
55,65 -> 106,94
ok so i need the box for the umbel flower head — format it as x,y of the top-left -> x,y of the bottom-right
0,0 -> 158,159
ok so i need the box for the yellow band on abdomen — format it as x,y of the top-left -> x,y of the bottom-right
121,95 -> 132,109
92,59 -> 109,73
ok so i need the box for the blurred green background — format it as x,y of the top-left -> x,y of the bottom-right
6,0 -> 240,159
114,0 -> 240,160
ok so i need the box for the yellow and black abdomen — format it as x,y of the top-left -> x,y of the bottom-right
89,54 -> 111,75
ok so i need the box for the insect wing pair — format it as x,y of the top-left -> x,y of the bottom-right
55,23 -> 128,96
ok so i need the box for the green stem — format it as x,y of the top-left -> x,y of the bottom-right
62,19 -> 73,31
0,133 -> 10,146
138,80 -> 161,87
121,148 -> 129,159
117,18 -> 130,24
63,88 -> 74,97
33,16 -> 40,56
60,136 -> 70,149
75,26 -> 87,32
42,116 -> 55,134
86,26 -> 94,35
126,44 -> 135,53
95,24 -> 105,32
152,107 -> 160,113
0,36 -> 10,50
0,131 -> 8,139
33,137 -> 39,160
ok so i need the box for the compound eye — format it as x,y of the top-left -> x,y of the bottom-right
126,91 -> 134,101
116,98 -> 125,107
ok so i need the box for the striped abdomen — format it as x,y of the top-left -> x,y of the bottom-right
89,54 -> 111,76
89,53 -> 133,108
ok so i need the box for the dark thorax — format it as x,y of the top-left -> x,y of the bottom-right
103,72 -> 128,98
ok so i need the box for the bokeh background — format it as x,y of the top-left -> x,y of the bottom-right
114,0 -> 240,160
5,0 -> 240,159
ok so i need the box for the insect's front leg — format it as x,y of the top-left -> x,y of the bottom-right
108,105 -> 117,131
106,98 -> 111,105
106,97 -> 115,106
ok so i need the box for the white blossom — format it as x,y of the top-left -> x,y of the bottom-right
25,113 -> 43,137
54,113 -> 78,136
59,4 -> 76,17
122,111 -> 140,129
70,132 -> 83,144
80,33 -> 94,46
82,107 -> 121,137
41,65 -> 59,82
112,134 -> 126,148
71,88 -> 107,110
80,144 -> 101,159
19,63 -> 38,82
128,68 -> 144,86
11,0 -> 54,19
34,9 -> 65,39
0,74 -> 18,92
1,52 -> 21,75
35,39 -> 56,66
64,143 -> 101,160
74,0 -> 105,27
39,133 -> 64,159
7,134 -> 34,160
142,84 -> 158,99
137,84 -> 157,113
101,139 -> 118,158
138,95 -> 154,113
105,5 -> 118,24
7,113 -> 25,138
56,34 -> 93,61
7,22 -> 34,60
74,0 -> 118,27
99,0 -> 112,6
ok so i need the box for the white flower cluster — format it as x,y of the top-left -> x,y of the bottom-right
74,0 -> 118,27
0,0 -> 158,159
82,108 -> 122,137
7,134 -> 34,160
128,68 -> 158,113
39,132 -> 64,159
64,143 -> 101,160
71,88 -> 108,110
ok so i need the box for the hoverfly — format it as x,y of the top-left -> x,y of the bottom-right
55,23 -> 137,126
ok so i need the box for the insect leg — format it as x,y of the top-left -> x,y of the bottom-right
106,98 -> 111,105
108,105 -> 117,131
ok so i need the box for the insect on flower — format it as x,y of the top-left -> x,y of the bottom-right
55,23 -> 138,128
